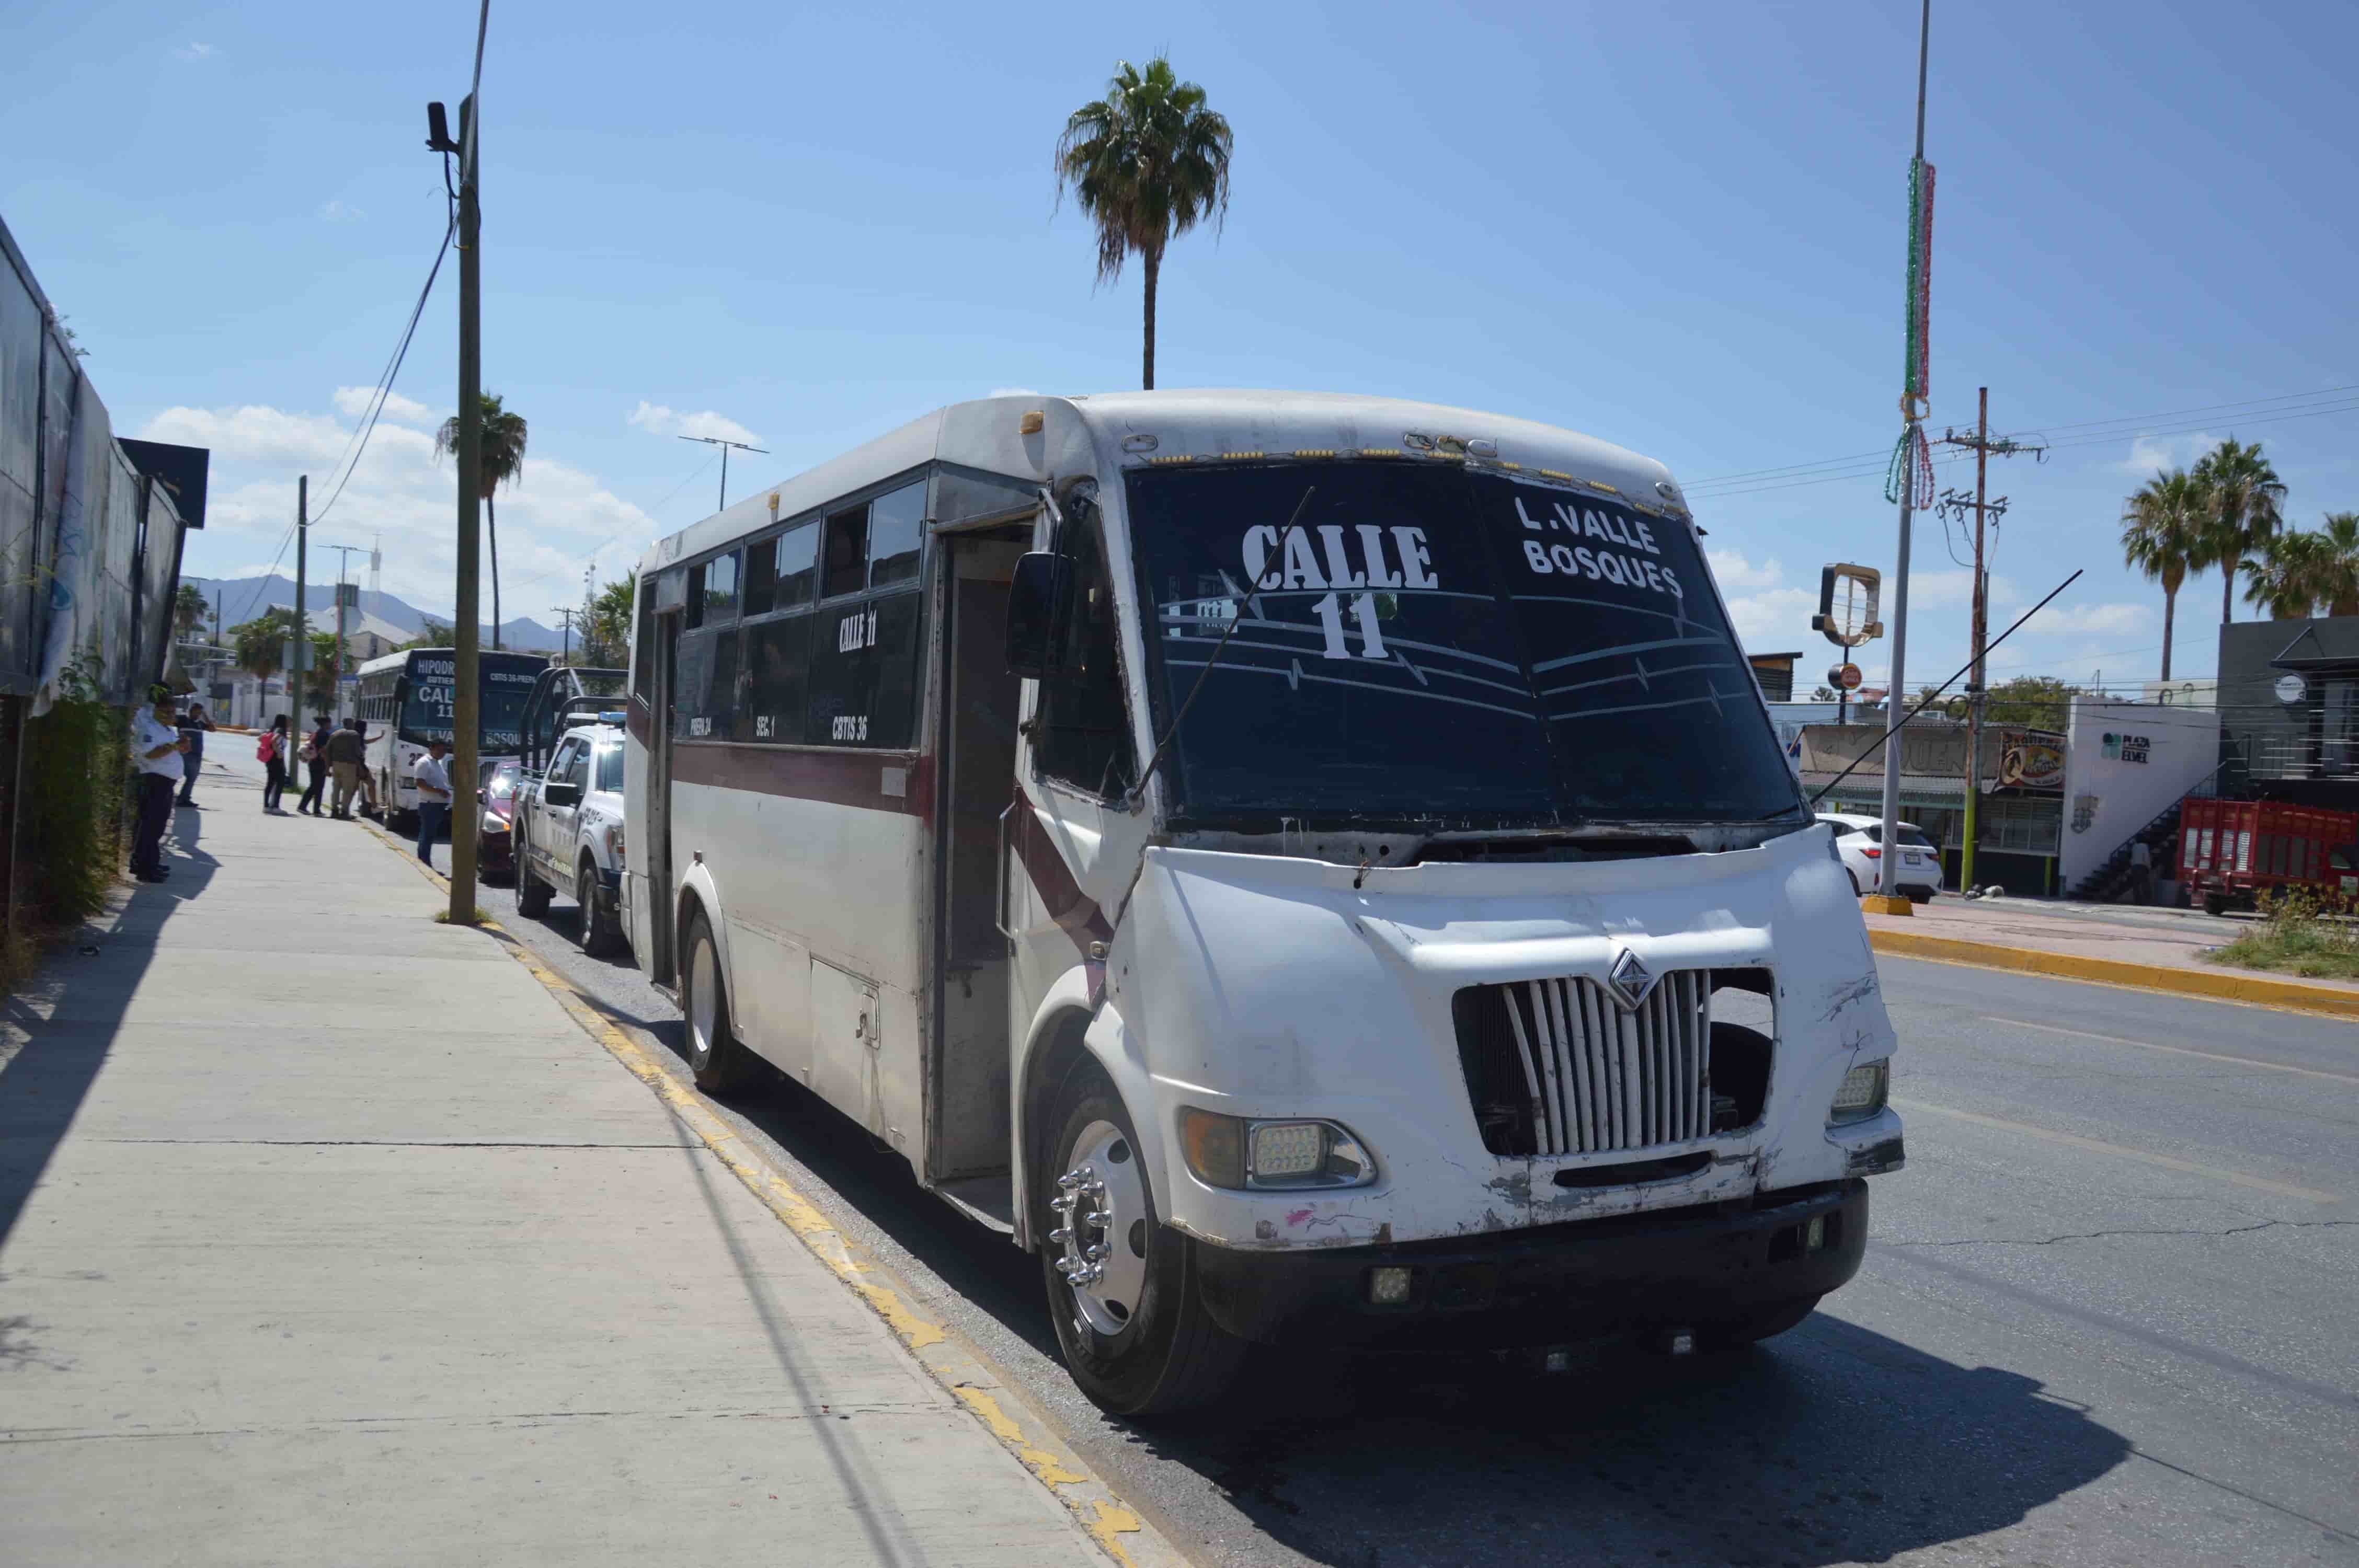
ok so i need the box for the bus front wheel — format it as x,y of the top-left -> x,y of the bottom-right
1039,1067 -> 1247,1416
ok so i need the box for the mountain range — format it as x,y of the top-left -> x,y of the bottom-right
181,574 -> 566,653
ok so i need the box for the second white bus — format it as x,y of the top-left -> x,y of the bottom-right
357,647 -> 548,823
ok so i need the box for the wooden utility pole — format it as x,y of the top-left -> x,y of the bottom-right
450,91 -> 483,921
1936,390 -> 2042,890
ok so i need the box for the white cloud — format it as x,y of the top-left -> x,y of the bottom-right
173,41 -> 215,61
2118,431 -> 2215,477
331,386 -> 441,426
1723,586 -> 1817,649
317,200 -> 366,223
2039,601 -> 2150,637
627,400 -> 761,447
1706,549 -> 1783,592
144,394 -> 658,618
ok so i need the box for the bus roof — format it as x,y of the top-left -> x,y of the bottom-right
354,647 -> 551,677
638,389 -> 1688,575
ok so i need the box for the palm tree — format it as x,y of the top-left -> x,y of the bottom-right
2191,439 -> 2286,626
2246,513 -> 2359,620
172,583 -> 209,641
2120,468 -> 2206,681
230,610 -> 288,680
1054,56 -> 1234,390
436,393 -> 530,649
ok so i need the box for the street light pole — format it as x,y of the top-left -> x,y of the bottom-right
1873,0 -> 1933,911
678,434 -> 769,512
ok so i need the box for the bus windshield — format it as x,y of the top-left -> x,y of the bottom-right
1125,460 -> 1802,829
399,654 -> 546,752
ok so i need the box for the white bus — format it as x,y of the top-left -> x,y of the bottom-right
622,391 -> 1904,1414
357,647 -> 549,822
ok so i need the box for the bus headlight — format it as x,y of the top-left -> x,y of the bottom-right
1179,1108 -> 1375,1191
1829,1061 -> 1890,1124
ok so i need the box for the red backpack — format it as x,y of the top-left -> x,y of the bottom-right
256,732 -> 279,763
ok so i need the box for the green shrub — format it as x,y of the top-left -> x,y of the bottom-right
2209,886 -> 2359,980
17,658 -> 128,929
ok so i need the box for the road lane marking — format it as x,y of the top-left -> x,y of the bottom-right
1891,1097 -> 2344,1204
1976,1016 -> 2359,1086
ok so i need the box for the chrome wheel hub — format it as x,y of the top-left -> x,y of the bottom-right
689,937 -> 718,1060
1051,1119 -> 1148,1338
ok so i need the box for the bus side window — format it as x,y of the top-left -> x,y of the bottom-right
822,503 -> 869,599
868,480 -> 925,589
1034,521 -> 1136,799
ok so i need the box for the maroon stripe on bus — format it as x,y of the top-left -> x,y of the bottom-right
670,742 -> 934,819
626,695 -> 652,746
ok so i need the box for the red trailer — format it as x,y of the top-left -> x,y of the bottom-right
2178,798 -> 2359,915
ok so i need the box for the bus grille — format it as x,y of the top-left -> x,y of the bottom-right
1452,972 -> 1715,1158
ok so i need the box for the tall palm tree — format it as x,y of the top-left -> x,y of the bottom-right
435,393 -> 530,649
2246,513 -> 2359,620
2120,468 -> 2205,681
172,582 -> 209,641
1054,56 -> 1234,390
2191,439 -> 2286,626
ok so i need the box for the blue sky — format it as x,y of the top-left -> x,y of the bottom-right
6,0 -> 2354,688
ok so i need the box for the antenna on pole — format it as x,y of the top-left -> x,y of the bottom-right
678,434 -> 768,513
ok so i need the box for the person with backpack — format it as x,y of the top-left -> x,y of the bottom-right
295,713 -> 332,816
257,714 -> 292,813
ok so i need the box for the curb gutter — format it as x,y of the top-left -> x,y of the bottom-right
364,821 -> 1191,1568
1869,928 -> 2359,1020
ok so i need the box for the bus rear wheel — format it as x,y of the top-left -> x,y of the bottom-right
1039,1069 -> 1247,1417
681,909 -> 753,1093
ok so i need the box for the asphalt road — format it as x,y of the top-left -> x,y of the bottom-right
496,874 -> 2358,1568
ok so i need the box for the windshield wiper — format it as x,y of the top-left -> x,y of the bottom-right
1124,485 -> 1316,813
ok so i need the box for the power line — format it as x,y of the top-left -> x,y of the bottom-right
311,214 -> 458,527
1684,383 -> 2359,499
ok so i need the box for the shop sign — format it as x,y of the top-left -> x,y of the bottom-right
2101,732 -> 2151,764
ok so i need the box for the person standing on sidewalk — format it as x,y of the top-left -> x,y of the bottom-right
176,701 -> 213,806
296,712 -> 332,816
411,738 -> 453,866
325,717 -> 369,820
259,714 -> 292,812
129,695 -> 190,883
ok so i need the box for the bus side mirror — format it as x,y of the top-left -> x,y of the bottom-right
1004,552 -> 1073,679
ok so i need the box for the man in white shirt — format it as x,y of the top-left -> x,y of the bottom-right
412,737 -> 454,867
129,695 -> 191,883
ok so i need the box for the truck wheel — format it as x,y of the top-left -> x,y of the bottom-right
682,909 -> 753,1093
1039,1067 -> 1247,1416
2203,893 -> 2229,916
517,859 -> 552,918
578,857 -> 623,958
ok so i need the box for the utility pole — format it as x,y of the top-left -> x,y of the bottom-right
1872,0 -> 1932,913
678,434 -> 768,512
1936,389 -> 2043,891
292,476 -> 310,722
448,90 -> 484,921
555,607 -> 576,665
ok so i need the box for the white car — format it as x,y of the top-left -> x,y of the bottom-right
1818,813 -> 1945,902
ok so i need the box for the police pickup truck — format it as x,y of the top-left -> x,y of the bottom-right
512,706 -> 629,956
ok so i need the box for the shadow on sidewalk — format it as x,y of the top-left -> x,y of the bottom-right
0,796 -> 220,1247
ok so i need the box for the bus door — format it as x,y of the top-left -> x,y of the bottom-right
927,535 -> 1026,1206
641,595 -> 685,987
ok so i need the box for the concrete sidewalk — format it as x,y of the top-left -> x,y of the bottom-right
1864,894 -> 2359,1017
1,756 -> 1114,1565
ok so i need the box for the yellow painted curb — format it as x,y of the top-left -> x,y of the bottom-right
1869,927 -> 2359,1020
357,818 -> 1175,1568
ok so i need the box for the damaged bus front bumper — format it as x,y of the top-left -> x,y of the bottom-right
1189,1178 -> 1872,1350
